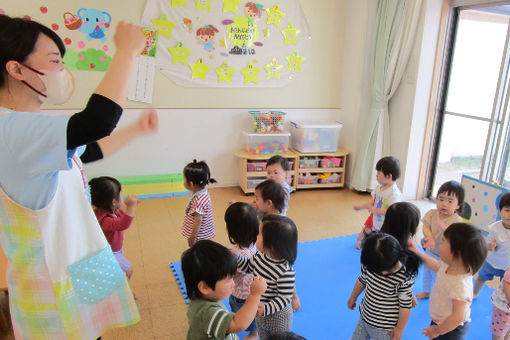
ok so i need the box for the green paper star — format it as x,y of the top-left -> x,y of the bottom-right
282,23 -> 300,45
286,52 -> 305,71
171,0 -> 187,7
264,58 -> 283,79
151,15 -> 176,39
241,61 -> 260,84
169,42 -> 191,65
266,3 -> 285,27
222,0 -> 241,14
215,61 -> 236,83
195,0 -> 211,11
263,27 -> 272,38
189,58 -> 211,81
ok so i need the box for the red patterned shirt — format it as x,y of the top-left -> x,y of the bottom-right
181,188 -> 215,240
231,243 -> 256,299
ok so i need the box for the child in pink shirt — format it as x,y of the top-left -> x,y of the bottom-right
225,202 -> 260,340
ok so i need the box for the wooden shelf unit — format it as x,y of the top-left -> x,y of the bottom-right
234,148 -> 349,194
293,148 -> 349,189
234,150 -> 299,194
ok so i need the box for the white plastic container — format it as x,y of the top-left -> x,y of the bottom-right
290,121 -> 343,153
243,131 -> 290,155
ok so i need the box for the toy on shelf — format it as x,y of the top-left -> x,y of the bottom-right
248,144 -> 288,155
243,132 -> 290,155
328,173 -> 341,183
299,157 -> 320,169
320,157 -> 342,168
318,173 -> 330,183
298,173 -> 318,185
249,110 -> 286,133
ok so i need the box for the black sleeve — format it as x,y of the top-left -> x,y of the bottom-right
66,94 -> 123,150
80,142 -> 104,164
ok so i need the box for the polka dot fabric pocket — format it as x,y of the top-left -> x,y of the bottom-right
68,246 -> 125,304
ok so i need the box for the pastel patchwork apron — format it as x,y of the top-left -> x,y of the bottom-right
0,155 -> 139,339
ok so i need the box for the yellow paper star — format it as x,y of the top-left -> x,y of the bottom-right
169,42 -> 191,65
281,23 -> 300,45
286,51 -> 305,71
151,15 -> 176,39
266,4 -> 285,27
222,0 -> 241,14
189,58 -> 211,81
241,61 -> 260,84
264,58 -> 283,79
215,61 -> 236,83
195,0 -> 211,11
263,27 -> 272,38
171,0 -> 187,7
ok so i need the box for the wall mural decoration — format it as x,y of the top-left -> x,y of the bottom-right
1,4 -> 114,72
140,0 -> 311,87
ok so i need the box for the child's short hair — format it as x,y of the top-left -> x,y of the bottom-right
375,156 -> 401,181
225,202 -> 259,249
255,179 -> 286,213
260,215 -> 298,265
267,331 -> 307,340
437,180 -> 465,212
89,176 -> 121,212
499,192 -> 510,211
181,240 -> 237,299
183,160 -> 217,187
443,223 -> 487,274
361,232 -> 420,276
267,155 -> 290,171
380,202 -> 420,248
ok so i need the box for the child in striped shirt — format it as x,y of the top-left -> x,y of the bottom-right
348,232 -> 421,340
237,215 -> 298,340
225,202 -> 260,340
181,160 -> 217,247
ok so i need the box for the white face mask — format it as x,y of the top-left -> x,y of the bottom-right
20,63 -> 75,105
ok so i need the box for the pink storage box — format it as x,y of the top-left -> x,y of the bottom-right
247,161 -> 267,172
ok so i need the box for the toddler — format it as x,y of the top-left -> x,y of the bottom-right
353,156 -> 403,249
89,176 -> 140,283
237,215 -> 298,339
380,201 -> 421,249
225,202 -> 260,340
181,159 -> 217,247
266,155 -> 293,216
253,179 -> 287,216
409,223 -> 487,339
348,232 -> 420,340
418,180 -> 464,300
474,192 -> 510,298
491,264 -> 510,340
182,240 -> 267,340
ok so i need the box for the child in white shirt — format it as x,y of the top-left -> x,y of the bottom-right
353,156 -> 403,249
474,192 -> 510,298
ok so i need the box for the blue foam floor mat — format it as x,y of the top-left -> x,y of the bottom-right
170,234 -> 494,339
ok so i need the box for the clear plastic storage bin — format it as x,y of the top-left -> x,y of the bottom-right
290,121 -> 343,153
243,131 -> 290,155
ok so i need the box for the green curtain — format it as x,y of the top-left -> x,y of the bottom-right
351,0 -> 423,191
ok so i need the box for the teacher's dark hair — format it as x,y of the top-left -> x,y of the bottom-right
0,14 -> 66,87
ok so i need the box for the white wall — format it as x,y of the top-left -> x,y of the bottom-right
81,108 -> 341,186
38,0 -> 444,197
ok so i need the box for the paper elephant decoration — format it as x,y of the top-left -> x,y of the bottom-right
77,8 -> 112,43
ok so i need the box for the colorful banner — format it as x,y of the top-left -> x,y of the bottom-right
140,0 -> 311,87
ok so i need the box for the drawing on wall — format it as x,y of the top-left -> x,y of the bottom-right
140,0 -> 311,87
461,174 -> 510,233
1,5 -> 114,72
